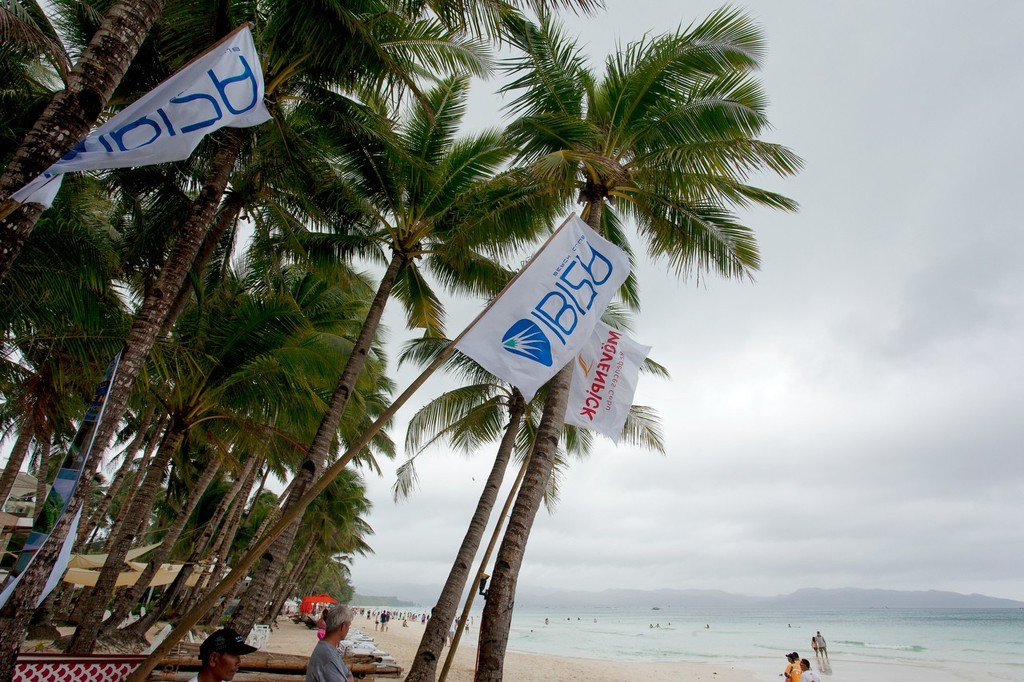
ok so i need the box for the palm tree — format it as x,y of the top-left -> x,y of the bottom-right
0,0 -> 169,282
272,468 -> 374,616
397,330 -> 663,681
65,258 -> 376,651
475,9 -> 802,678
0,172 -> 126,502
402,376 -> 529,682
46,0 -> 484,644
226,71 -> 554,635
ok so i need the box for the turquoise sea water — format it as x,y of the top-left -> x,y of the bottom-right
489,606 -> 1024,681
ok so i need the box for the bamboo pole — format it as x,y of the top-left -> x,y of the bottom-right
438,453 -> 532,682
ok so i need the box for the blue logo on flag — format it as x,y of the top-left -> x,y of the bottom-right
502,320 -> 553,366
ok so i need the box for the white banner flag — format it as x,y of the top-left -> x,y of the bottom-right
564,321 -> 651,442
456,215 -> 629,400
11,26 -> 271,207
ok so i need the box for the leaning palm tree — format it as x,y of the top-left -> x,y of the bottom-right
56,0 -> 486,645
475,9 -> 802,677
66,259 -> 364,651
399,329 -> 664,681
227,71 -> 555,635
93,264 -> 374,644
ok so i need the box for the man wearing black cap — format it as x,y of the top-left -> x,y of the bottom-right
189,628 -> 258,682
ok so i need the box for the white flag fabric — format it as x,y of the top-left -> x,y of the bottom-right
564,321 -> 651,442
38,508 -> 82,607
456,215 -> 629,400
0,508 -> 81,610
11,26 -> 271,207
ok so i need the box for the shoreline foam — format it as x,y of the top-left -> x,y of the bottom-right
267,618 -> 758,681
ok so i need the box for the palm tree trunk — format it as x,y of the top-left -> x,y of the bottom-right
160,195 -> 245,337
0,0 -> 168,281
203,456 -> 259,559
474,203 -> 604,681
26,582 -> 62,641
80,409 -> 166,546
66,423 -> 185,653
228,249 -> 406,637
246,466 -> 287,533
244,464 -> 270,521
406,391 -> 527,682
265,541 -> 317,625
32,424 -> 53,512
0,414 -> 35,504
0,496 -> 83,679
79,127 -> 245,537
474,366 -> 571,680
102,416 -> 170,552
132,456 -> 256,632
187,459 -> 257,615
439,441 -> 533,682
101,453 -> 222,637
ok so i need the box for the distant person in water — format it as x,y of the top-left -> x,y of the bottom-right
811,636 -> 818,661
800,658 -> 822,682
814,631 -> 829,663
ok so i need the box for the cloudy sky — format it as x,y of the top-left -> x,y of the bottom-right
347,0 -> 1024,602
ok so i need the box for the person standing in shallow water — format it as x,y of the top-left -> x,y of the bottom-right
814,631 -> 829,663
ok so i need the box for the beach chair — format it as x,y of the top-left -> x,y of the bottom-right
247,623 -> 271,650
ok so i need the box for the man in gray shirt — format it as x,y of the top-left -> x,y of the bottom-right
306,606 -> 354,682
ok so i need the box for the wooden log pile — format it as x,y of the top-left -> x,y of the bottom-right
151,648 -> 402,680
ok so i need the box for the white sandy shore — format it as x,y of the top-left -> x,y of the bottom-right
263,617 -> 997,682
36,616 -> 987,681
264,618 -> 756,682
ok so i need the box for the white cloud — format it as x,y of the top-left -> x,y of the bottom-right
348,0 -> 1024,604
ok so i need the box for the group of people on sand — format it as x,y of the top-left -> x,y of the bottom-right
188,605 -> 357,682
783,631 -> 829,682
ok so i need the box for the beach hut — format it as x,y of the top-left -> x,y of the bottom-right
299,594 -> 337,614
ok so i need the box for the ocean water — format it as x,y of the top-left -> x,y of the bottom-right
484,606 -> 1024,681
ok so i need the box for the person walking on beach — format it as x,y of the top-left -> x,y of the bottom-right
811,636 -> 818,662
307,606 -> 355,682
800,658 -> 822,682
189,628 -> 258,682
814,631 -> 829,663
783,652 -> 802,682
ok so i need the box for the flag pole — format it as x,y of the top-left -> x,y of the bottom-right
0,22 -> 257,219
124,214 -> 578,682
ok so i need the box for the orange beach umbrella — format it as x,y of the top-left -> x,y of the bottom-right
300,594 -> 338,614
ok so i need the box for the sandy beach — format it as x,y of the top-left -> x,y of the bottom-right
264,617 -> 757,682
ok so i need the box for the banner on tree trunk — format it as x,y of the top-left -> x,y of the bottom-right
0,352 -> 122,609
564,321 -> 651,442
10,26 -> 271,207
455,215 -> 629,401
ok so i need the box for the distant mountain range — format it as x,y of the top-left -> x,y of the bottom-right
352,583 -> 1024,610
350,593 -> 417,607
